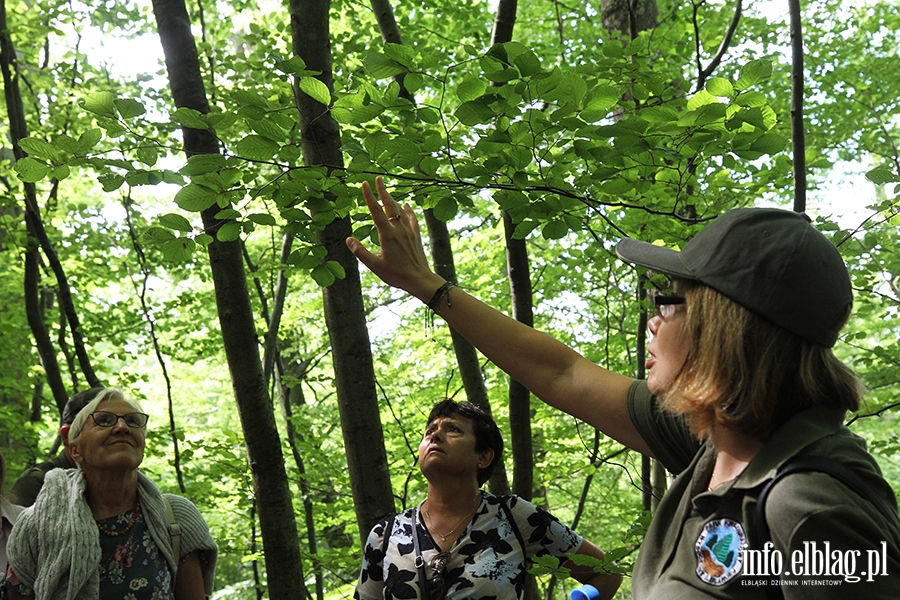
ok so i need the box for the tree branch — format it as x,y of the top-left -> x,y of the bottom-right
696,0 -> 742,90
122,194 -> 186,494
846,401 -> 900,427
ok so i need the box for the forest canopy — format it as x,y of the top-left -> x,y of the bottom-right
0,0 -> 898,597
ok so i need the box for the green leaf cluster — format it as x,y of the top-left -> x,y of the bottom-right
3,0 -> 900,597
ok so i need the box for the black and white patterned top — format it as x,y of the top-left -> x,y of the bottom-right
355,492 -> 583,600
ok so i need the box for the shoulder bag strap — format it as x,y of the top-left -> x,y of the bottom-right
756,455 -> 895,600
499,496 -> 526,556
380,513 -> 396,583
381,513 -> 396,556
412,507 -> 429,599
164,497 -> 181,563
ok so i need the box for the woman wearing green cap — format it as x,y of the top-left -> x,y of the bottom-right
345,177 -> 900,598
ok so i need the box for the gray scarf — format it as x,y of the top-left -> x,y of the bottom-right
7,468 -> 216,599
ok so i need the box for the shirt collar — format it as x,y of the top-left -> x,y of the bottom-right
732,407 -> 846,490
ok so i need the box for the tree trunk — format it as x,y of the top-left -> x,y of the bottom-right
254,233 -> 292,385
637,281 -> 652,512
490,6 -> 538,599
423,210 -> 512,495
501,213 -> 535,501
491,0 -> 517,44
289,0 -> 395,543
123,202 -> 186,494
245,244 -> 325,600
601,0 -> 658,34
0,0 -> 72,417
490,0 -> 534,506
788,0 -> 807,213
276,365 -> 325,600
368,0 -> 512,495
150,1 -> 307,597
421,210 -> 492,412
604,1 -> 661,517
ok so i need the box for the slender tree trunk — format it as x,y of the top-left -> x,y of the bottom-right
289,0 -> 395,542
29,383 -> 43,423
601,0 -> 658,34
491,0 -> 517,44
420,211 -> 493,414
250,504 -> 265,600
33,217 -> 99,389
275,365 -> 325,600
244,245 -> 325,600
150,1 -> 307,596
637,281 -> 652,512
22,247 -> 69,413
651,458 -> 667,511
501,213 -> 535,501
788,0 -> 807,213
490,6 -> 539,599
369,0 -> 512,495
0,0 -> 72,417
490,0 -> 534,505
122,199 -> 187,493
261,234 -> 292,384
425,210 -> 512,495
274,366 -> 325,600
20,181 -> 97,390
603,2 -> 662,517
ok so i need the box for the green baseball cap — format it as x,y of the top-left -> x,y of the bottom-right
616,208 -> 852,347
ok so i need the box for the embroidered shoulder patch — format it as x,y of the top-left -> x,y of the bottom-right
694,518 -> 746,586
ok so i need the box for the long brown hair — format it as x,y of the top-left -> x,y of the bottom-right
661,281 -> 862,440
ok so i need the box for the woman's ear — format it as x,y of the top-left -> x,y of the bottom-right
68,439 -> 84,465
477,448 -> 495,469
59,424 -> 71,446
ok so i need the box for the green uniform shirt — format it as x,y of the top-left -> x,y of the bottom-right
9,450 -> 71,507
628,380 -> 900,599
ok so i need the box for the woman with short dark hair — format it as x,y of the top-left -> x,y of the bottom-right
346,178 -> 900,598
427,399 -> 504,485
354,399 -> 622,600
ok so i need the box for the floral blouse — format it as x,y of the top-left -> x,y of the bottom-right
355,492 -> 583,600
2,506 -> 174,600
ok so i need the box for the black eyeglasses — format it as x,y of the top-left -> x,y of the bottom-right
651,292 -> 686,320
427,552 -> 451,600
90,411 -> 149,429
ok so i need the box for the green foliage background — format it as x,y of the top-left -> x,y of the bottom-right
0,0 -> 898,597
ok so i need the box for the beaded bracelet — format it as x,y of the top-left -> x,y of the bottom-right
426,281 -> 457,313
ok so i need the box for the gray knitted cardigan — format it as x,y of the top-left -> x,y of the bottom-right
6,468 -> 217,599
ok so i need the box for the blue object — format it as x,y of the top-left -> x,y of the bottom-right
570,583 -> 602,600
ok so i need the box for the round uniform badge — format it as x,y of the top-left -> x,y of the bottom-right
695,518 -> 746,586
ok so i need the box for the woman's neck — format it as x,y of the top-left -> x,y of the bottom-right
425,480 -> 481,513
422,482 -> 481,550
709,424 -> 764,489
83,468 -> 139,520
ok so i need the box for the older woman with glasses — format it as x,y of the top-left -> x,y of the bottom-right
346,178 -> 900,598
2,389 -> 217,600
355,399 -> 621,600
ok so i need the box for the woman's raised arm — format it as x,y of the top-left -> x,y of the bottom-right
345,177 -> 651,456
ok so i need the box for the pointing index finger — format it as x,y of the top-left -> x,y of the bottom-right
363,176 -> 402,221
361,179 -> 387,225
375,176 -> 404,216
